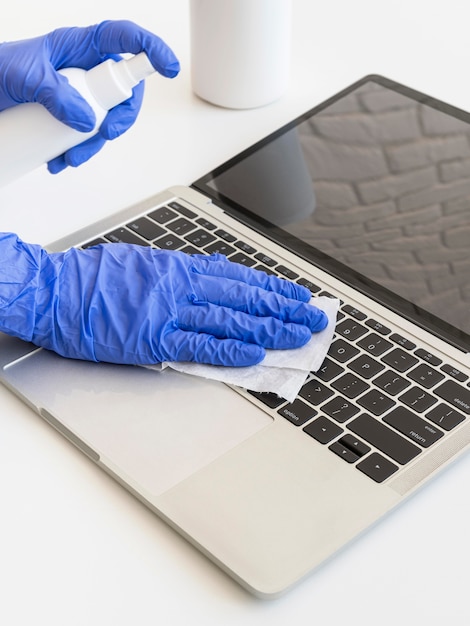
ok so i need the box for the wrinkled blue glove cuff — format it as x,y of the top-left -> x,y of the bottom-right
0,233 -> 44,342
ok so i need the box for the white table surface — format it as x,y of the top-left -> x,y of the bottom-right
0,2 -> 469,624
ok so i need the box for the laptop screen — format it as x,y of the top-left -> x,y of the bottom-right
194,76 -> 470,352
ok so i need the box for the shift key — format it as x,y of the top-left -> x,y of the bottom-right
434,380 -> 470,414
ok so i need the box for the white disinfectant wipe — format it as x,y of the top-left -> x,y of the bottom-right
0,53 -> 155,188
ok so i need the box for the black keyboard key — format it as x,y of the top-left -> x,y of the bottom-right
254,252 -> 277,267
148,206 -> 178,224
303,416 -> 343,444
82,237 -> 107,249
407,364 -> 445,389
374,370 -> 410,395
315,357 -> 344,382
415,348 -> 442,367
357,453 -> 398,483
255,264 -> 277,275
235,240 -> 257,254
348,414 -> 421,464
348,354 -> 385,379
357,390 -> 396,416
167,217 -> 197,236
390,333 -> 416,350
181,245 -> 202,256
168,201 -> 197,219
399,387 -> 437,413
185,229 -> 216,247
329,441 -> 360,464
381,348 -> 418,373
299,379 -> 334,405
154,234 -> 185,250
440,364 -> 468,383
426,404 -> 466,431
127,217 -> 166,241
336,318 -> 368,341
322,396 -> 360,423
248,390 -> 285,409
331,373 -> 370,399
319,290 -> 340,301
357,333 -> 393,356
434,380 -> 470,414
328,339 -> 360,363
215,229 -> 236,243
342,304 -> 367,321
278,400 -> 317,426
196,217 -> 216,230
105,228 -> 150,246
365,319 -> 391,335
339,434 -> 370,457
276,265 -> 299,280
204,241 -> 236,256
383,406 -> 444,448
297,278 -> 321,293
229,252 -> 256,267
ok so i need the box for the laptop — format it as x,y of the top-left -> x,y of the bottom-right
0,74 -> 469,598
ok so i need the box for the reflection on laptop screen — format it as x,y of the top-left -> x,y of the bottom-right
204,81 -> 470,345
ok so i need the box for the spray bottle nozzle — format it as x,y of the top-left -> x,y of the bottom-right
85,53 -> 156,111
123,53 -> 155,82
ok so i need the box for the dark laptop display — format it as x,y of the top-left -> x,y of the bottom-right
194,76 -> 470,350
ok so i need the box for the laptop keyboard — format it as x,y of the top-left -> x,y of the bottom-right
80,198 -> 469,485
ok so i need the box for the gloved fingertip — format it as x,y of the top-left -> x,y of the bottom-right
295,284 -> 314,303
52,91 -> 96,132
51,80 -> 97,132
47,156 -> 67,174
62,135 -> 106,168
147,42 -> 181,78
161,60 -> 181,78
101,124 -> 120,141
100,110 -> 136,140
66,152 -> 89,168
290,325 -> 313,348
66,117 -> 96,133
311,310 -> 329,332
235,344 -> 265,366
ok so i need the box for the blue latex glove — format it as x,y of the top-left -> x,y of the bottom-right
0,20 -> 180,173
0,234 -> 328,367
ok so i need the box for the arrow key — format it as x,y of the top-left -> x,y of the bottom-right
339,434 -> 370,457
357,452 -> 398,483
303,416 -> 343,444
329,441 -> 360,464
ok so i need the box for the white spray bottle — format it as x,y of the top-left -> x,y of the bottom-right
0,53 -> 156,188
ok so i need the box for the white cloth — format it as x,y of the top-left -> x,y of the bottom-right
146,296 -> 339,403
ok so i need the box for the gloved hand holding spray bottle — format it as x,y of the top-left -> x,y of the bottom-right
0,20 -> 327,367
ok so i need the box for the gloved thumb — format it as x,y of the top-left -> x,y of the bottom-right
37,67 -> 97,132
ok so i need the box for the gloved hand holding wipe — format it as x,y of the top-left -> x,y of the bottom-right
0,20 -> 328,368
0,234 -> 328,367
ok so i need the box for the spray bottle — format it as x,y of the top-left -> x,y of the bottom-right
0,53 -> 156,188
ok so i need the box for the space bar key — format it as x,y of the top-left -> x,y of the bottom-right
348,414 -> 421,465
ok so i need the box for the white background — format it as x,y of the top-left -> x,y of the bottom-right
0,1 -> 469,624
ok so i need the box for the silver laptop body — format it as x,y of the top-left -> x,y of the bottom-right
1,75 -> 469,597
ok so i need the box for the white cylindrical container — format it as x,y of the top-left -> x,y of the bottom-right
0,53 -> 156,188
190,0 -> 292,109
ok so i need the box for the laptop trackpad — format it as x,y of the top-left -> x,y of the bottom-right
3,350 -> 272,496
